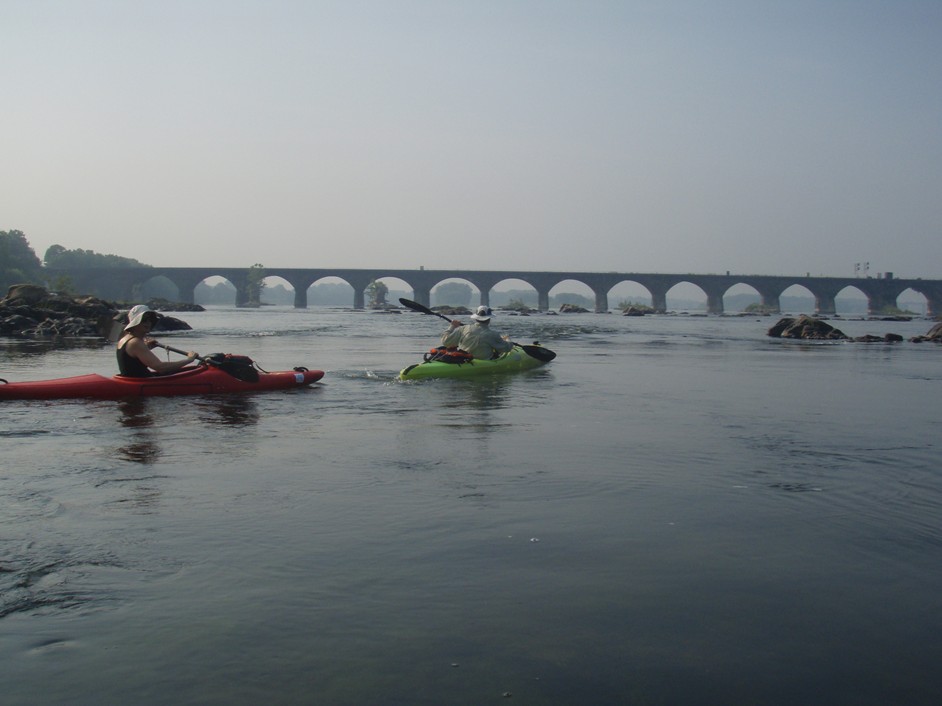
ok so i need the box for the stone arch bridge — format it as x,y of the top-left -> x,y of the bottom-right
45,266 -> 942,317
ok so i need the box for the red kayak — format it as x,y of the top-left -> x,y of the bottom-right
0,363 -> 324,400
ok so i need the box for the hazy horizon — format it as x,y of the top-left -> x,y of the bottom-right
3,1 -> 940,278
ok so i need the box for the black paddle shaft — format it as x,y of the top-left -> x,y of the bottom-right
398,298 -> 556,363
155,343 -> 205,361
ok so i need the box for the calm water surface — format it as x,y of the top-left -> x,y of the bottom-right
2,308 -> 941,705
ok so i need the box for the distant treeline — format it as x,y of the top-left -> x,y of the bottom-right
0,230 -> 150,292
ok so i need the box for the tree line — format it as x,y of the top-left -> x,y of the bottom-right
1,230 -> 152,293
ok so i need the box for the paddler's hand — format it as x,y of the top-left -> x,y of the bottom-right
184,351 -> 199,361
145,337 -> 159,349
450,320 -> 462,329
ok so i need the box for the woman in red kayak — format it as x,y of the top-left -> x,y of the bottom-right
116,305 -> 198,377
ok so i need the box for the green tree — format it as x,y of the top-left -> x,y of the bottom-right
505,298 -> 533,312
618,299 -> 653,312
49,275 -> 75,294
43,244 -> 149,268
366,279 -> 388,307
246,263 -> 266,305
0,229 -> 44,291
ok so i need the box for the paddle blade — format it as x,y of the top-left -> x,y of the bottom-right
399,298 -> 453,323
519,344 -> 556,363
399,298 -> 429,314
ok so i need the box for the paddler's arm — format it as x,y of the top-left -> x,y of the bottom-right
441,320 -> 463,347
493,333 -> 514,354
126,337 -> 198,373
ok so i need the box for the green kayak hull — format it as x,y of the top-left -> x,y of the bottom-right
399,345 -> 552,380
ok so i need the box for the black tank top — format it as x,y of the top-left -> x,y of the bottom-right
116,339 -> 153,377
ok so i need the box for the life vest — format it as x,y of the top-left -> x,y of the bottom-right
423,346 -> 475,364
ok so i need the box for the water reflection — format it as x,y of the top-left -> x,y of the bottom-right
117,398 -> 159,464
114,395 -> 261,464
195,395 -> 260,427
463,376 -> 513,411
421,377 -> 517,442
0,338 -> 108,359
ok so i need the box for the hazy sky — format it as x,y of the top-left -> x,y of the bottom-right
3,0 -> 940,278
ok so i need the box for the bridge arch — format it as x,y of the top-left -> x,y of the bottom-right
550,279 -> 596,312
304,276 -> 355,307
779,284 -> 816,315
894,288 -> 930,316
194,275 -> 238,307
834,284 -> 869,316
488,278 -> 539,310
722,283 -> 763,314
138,274 -> 180,302
365,276 -> 412,309
431,278 -> 478,308
905,281 -> 942,317
607,280 -> 655,313
666,281 -> 708,313
259,276 -> 295,306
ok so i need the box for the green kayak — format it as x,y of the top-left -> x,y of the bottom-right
399,344 -> 555,381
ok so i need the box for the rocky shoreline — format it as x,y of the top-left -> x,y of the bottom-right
766,314 -> 942,343
0,284 -> 196,339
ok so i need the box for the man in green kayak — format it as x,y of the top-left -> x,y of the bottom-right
441,306 -> 514,360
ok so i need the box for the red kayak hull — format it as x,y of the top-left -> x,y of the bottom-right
0,365 -> 324,400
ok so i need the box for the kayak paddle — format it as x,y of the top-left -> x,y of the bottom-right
398,298 -> 556,363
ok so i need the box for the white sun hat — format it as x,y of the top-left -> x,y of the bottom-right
470,306 -> 493,322
124,304 -> 158,331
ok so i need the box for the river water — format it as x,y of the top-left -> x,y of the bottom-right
2,307 -> 940,705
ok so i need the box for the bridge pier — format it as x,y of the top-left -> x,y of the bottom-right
650,290 -> 667,313
594,290 -> 609,313
927,295 -> 942,318
537,289 -> 550,312
170,274 -> 205,305
815,295 -> 836,316
706,293 -> 724,315
760,293 -> 781,313
412,286 -> 431,308
866,292 -> 892,316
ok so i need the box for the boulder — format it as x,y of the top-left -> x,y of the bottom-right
853,334 -> 904,343
1,284 -> 49,306
559,303 -> 589,313
0,285 -> 119,338
113,307 -> 192,333
146,298 -> 205,313
0,285 -> 191,339
767,315 -> 849,340
910,322 -> 942,343
432,306 -> 470,317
